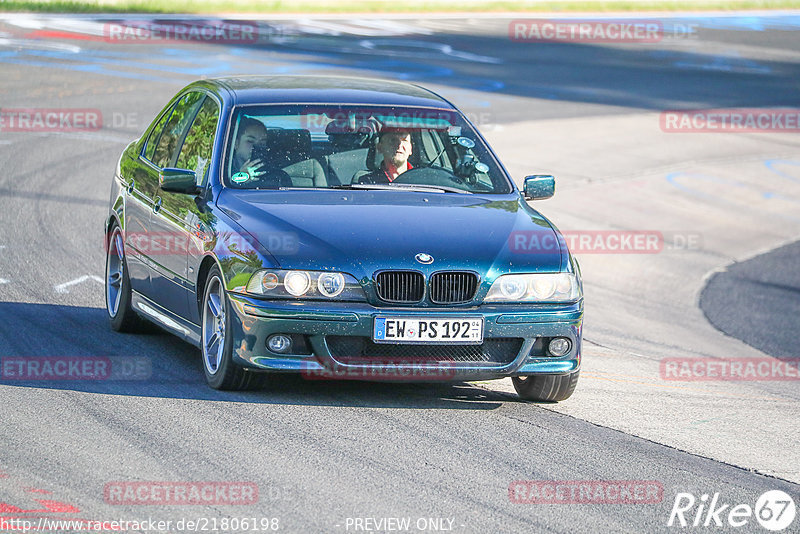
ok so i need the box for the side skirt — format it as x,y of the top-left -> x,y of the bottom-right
131,291 -> 202,348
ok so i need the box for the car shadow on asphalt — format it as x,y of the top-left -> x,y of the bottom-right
0,302 -> 519,409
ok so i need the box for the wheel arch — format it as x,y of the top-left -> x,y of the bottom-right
105,197 -> 125,243
196,254 -> 225,315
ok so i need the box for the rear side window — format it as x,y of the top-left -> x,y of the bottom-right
153,92 -> 205,169
143,105 -> 174,163
176,97 -> 220,183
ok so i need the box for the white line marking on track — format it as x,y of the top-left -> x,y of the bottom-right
0,38 -> 81,53
54,275 -> 103,294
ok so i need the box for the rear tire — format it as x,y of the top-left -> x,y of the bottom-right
105,223 -> 144,332
512,371 -> 579,402
201,265 -> 264,390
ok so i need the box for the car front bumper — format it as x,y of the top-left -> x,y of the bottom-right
227,293 -> 582,382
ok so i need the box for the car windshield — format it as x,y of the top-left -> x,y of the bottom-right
224,104 -> 513,194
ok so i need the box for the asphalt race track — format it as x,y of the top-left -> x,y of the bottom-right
701,239 -> 800,359
0,11 -> 799,534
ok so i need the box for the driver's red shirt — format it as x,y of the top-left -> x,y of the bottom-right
384,162 -> 413,182
356,162 -> 414,185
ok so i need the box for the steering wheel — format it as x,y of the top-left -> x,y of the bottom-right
391,166 -> 468,189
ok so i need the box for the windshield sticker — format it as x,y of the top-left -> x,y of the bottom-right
231,172 -> 250,183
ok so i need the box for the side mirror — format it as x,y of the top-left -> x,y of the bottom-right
160,168 -> 200,194
523,174 -> 555,200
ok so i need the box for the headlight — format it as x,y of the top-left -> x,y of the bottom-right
498,276 -> 527,300
485,273 -> 581,302
246,269 -> 365,300
317,272 -> 345,298
284,271 -> 311,296
261,272 -> 279,291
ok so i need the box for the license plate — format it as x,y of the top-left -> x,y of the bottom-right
373,317 -> 484,344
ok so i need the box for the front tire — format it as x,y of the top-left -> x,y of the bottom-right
512,371 -> 579,402
201,266 -> 263,390
105,224 -> 143,332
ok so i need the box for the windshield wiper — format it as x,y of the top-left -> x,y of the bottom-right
391,183 -> 471,194
329,184 -> 375,190
331,183 -> 471,194
330,184 -> 401,191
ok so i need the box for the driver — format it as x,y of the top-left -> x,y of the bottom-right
357,129 -> 413,184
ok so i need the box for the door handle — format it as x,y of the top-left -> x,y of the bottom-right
153,196 -> 162,214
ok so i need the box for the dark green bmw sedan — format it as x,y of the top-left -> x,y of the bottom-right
105,75 -> 583,401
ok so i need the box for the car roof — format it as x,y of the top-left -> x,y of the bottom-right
197,75 -> 457,109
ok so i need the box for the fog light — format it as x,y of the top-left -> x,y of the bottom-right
267,334 -> 292,354
548,337 -> 571,357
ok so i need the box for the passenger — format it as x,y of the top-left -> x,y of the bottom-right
357,129 -> 413,184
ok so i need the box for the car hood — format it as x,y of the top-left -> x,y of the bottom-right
218,189 -> 563,277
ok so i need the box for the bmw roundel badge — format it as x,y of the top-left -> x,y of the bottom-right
415,253 -> 434,264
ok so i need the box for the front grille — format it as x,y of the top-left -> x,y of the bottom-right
375,271 -> 424,303
326,336 -> 523,365
429,272 -> 478,304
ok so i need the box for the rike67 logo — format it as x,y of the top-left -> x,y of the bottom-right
668,490 -> 796,531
